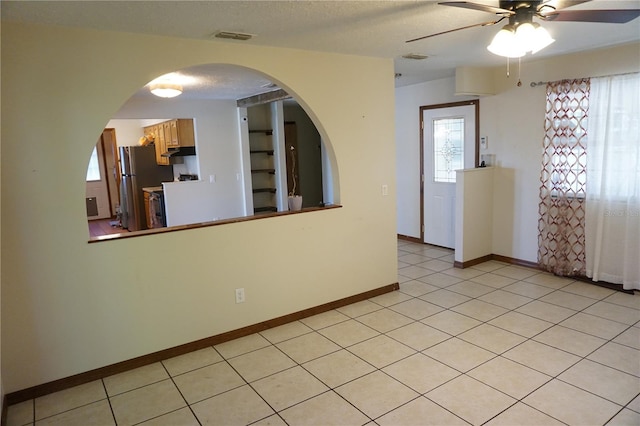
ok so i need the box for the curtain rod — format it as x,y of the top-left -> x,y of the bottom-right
530,71 -> 639,88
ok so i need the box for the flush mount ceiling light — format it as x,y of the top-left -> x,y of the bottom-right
487,22 -> 554,58
149,82 -> 183,98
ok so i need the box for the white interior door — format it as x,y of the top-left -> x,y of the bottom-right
422,104 -> 476,248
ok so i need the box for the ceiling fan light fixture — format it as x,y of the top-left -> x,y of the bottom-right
150,82 -> 183,98
531,24 -> 555,54
487,25 -> 525,58
514,22 -> 537,49
487,22 -> 554,58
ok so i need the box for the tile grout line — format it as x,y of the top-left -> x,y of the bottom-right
100,379 -> 118,426
211,344 -> 289,425
248,337 -> 372,424
155,359 -> 203,426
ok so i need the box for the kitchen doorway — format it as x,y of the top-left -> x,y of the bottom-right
420,100 -> 479,248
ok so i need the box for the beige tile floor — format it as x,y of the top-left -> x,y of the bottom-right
7,239 -> 640,425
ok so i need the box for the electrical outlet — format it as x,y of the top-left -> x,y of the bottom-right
235,288 -> 245,304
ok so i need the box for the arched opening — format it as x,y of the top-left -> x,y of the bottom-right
87,64 -> 339,240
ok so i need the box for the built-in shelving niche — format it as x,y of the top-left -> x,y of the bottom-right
249,129 -> 277,214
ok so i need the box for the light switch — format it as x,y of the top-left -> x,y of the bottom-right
209,174 -> 216,183
480,136 -> 488,150
382,184 -> 389,196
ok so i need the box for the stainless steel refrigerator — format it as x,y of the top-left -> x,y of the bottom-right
119,145 -> 173,231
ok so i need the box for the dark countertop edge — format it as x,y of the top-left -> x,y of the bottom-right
142,186 -> 164,193
88,204 -> 342,243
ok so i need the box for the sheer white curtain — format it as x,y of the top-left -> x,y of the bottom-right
585,73 -> 640,290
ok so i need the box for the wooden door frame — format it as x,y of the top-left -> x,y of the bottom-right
100,128 -> 119,217
419,100 -> 480,243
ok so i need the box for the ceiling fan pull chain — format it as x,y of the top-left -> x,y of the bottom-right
506,57 -> 510,78
517,57 -> 522,87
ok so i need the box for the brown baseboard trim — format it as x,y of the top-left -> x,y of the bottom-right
454,253 -> 541,270
1,395 -> 8,426
454,254 -> 493,269
5,282 -> 399,406
397,234 -> 422,244
454,254 -> 633,294
490,254 -> 540,269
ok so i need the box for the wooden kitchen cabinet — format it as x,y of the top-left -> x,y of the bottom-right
143,124 -> 168,166
162,121 -> 177,148
144,119 -> 194,165
167,119 -> 195,148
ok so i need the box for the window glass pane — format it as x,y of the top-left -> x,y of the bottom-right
433,117 -> 464,183
86,147 -> 101,181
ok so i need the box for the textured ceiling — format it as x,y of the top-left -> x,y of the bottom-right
3,0 -> 639,100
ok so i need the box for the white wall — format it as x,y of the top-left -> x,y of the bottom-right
396,42 -> 640,263
106,119 -> 153,147
1,22 -> 397,393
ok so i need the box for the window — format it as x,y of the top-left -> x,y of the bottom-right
540,79 -> 589,199
433,117 -> 464,183
86,147 -> 101,181
588,73 -> 640,201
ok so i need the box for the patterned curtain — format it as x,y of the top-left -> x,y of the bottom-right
538,79 -> 590,276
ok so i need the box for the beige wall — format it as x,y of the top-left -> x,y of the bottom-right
0,22 -> 397,393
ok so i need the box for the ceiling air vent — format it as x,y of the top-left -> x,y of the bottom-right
213,31 -> 254,41
402,53 -> 428,60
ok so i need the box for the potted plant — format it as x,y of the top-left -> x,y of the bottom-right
288,145 -> 303,211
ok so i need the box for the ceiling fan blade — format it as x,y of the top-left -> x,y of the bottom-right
538,1 -> 591,12
406,19 -> 503,43
439,1 -> 513,15
541,9 -> 640,23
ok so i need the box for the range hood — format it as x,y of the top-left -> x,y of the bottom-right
161,146 -> 196,158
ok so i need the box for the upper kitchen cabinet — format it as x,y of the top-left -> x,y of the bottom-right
144,119 -> 195,165
167,119 -> 195,148
143,123 -> 170,166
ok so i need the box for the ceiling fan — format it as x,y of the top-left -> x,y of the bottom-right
407,1 -> 640,56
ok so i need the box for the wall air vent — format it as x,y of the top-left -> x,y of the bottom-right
402,53 -> 428,60
213,31 -> 254,41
